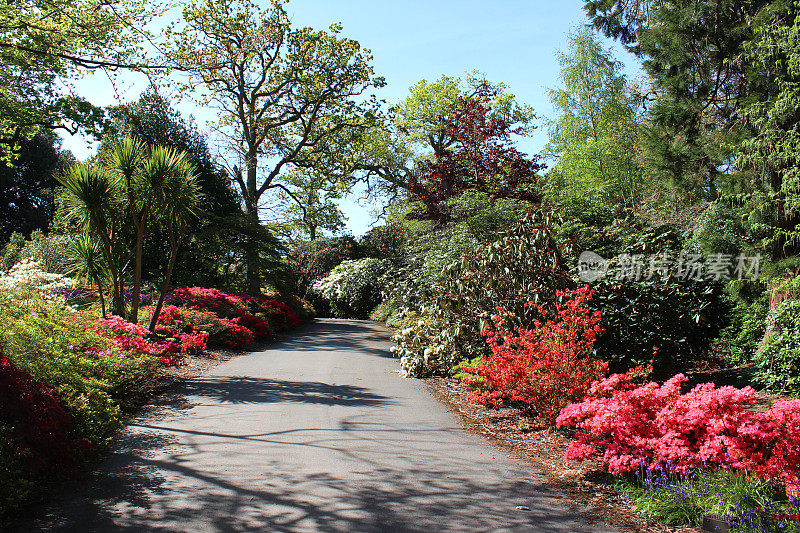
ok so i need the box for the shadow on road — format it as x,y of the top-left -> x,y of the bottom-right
180,376 -> 392,407
271,319 -> 397,359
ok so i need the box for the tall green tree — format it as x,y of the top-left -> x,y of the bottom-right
545,28 -> 644,212
168,0 -> 384,293
357,73 -> 537,202
0,0 -> 159,161
148,149 -> 202,331
104,90 -> 242,288
739,2 -> 800,264
272,167 -> 347,241
584,0 -> 778,201
59,141 -> 199,322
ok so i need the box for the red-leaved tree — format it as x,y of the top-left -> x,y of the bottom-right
406,84 -> 543,222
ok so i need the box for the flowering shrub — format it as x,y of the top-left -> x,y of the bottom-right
0,291 -> 156,513
0,349 -> 81,510
95,315 -> 152,337
220,318 -> 255,347
312,258 -> 391,319
460,286 -> 607,424
172,287 -> 300,333
359,224 -> 410,259
173,287 -> 246,317
557,372 -> 800,491
289,236 -> 358,292
177,332 -> 208,354
0,260 -> 76,304
388,212 -> 567,377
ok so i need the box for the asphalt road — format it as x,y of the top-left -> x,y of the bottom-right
27,319 -> 616,533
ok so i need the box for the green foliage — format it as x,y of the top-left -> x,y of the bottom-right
312,258 -> 391,319
587,0 -> 773,200
685,202 -> 754,258
739,3 -> 800,262
0,229 -> 72,274
753,298 -> 800,393
591,275 -> 730,372
545,28 -> 644,212
620,467 -> 796,531
0,130 -> 73,243
723,295 -> 769,366
289,236 -> 359,296
389,212 -> 568,376
389,312 -> 452,377
0,0 -> 159,162
168,0 -> 384,292
271,167 -> 348,241
358,223 -> 409,260
0,293 -> 154,446
103,89 -> 242,289
580,225 -> 731,372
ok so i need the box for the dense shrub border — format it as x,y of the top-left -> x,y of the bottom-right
557,372 -> 800,493
459,286 -> 606,424
0,285 -> 312,519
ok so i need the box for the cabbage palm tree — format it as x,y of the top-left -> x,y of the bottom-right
105,138 -> 147,322
69,234 -> 111,317
148,147 -> 201,332
58,163 -> 127,316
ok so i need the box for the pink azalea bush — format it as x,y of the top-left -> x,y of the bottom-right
177,332 -> 208,354
557,371 -> 800,491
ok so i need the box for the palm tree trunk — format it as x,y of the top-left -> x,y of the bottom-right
130,216 -> 146,324
93,273 -> 107,319
149,225 -> 187,332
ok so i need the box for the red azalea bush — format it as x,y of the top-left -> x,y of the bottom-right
172,287 -> 300,333
235,314 -> 273,338
219,317 -> 255,347
172,287 -> 247,317
557,372 -> 800,490
90,288 -> 306,357
460,285 -> 607,424
0,350 -> 80,484
94,315 -> 151,337
177,332 -> 208,354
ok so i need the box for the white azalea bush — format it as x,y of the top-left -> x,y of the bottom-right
0,259 -> 77,306
312,258 -> 391,319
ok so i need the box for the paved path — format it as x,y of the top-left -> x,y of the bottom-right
28,319 -> 615,532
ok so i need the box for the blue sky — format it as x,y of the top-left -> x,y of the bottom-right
59,0 -> 642,236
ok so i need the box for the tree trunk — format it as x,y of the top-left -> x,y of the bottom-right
130,217 -> 146,324
149,237 -> 181,333
93,274 -> 107,319
244,152 -> 262,295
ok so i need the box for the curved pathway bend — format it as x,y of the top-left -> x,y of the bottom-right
28,319 -> 616,533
